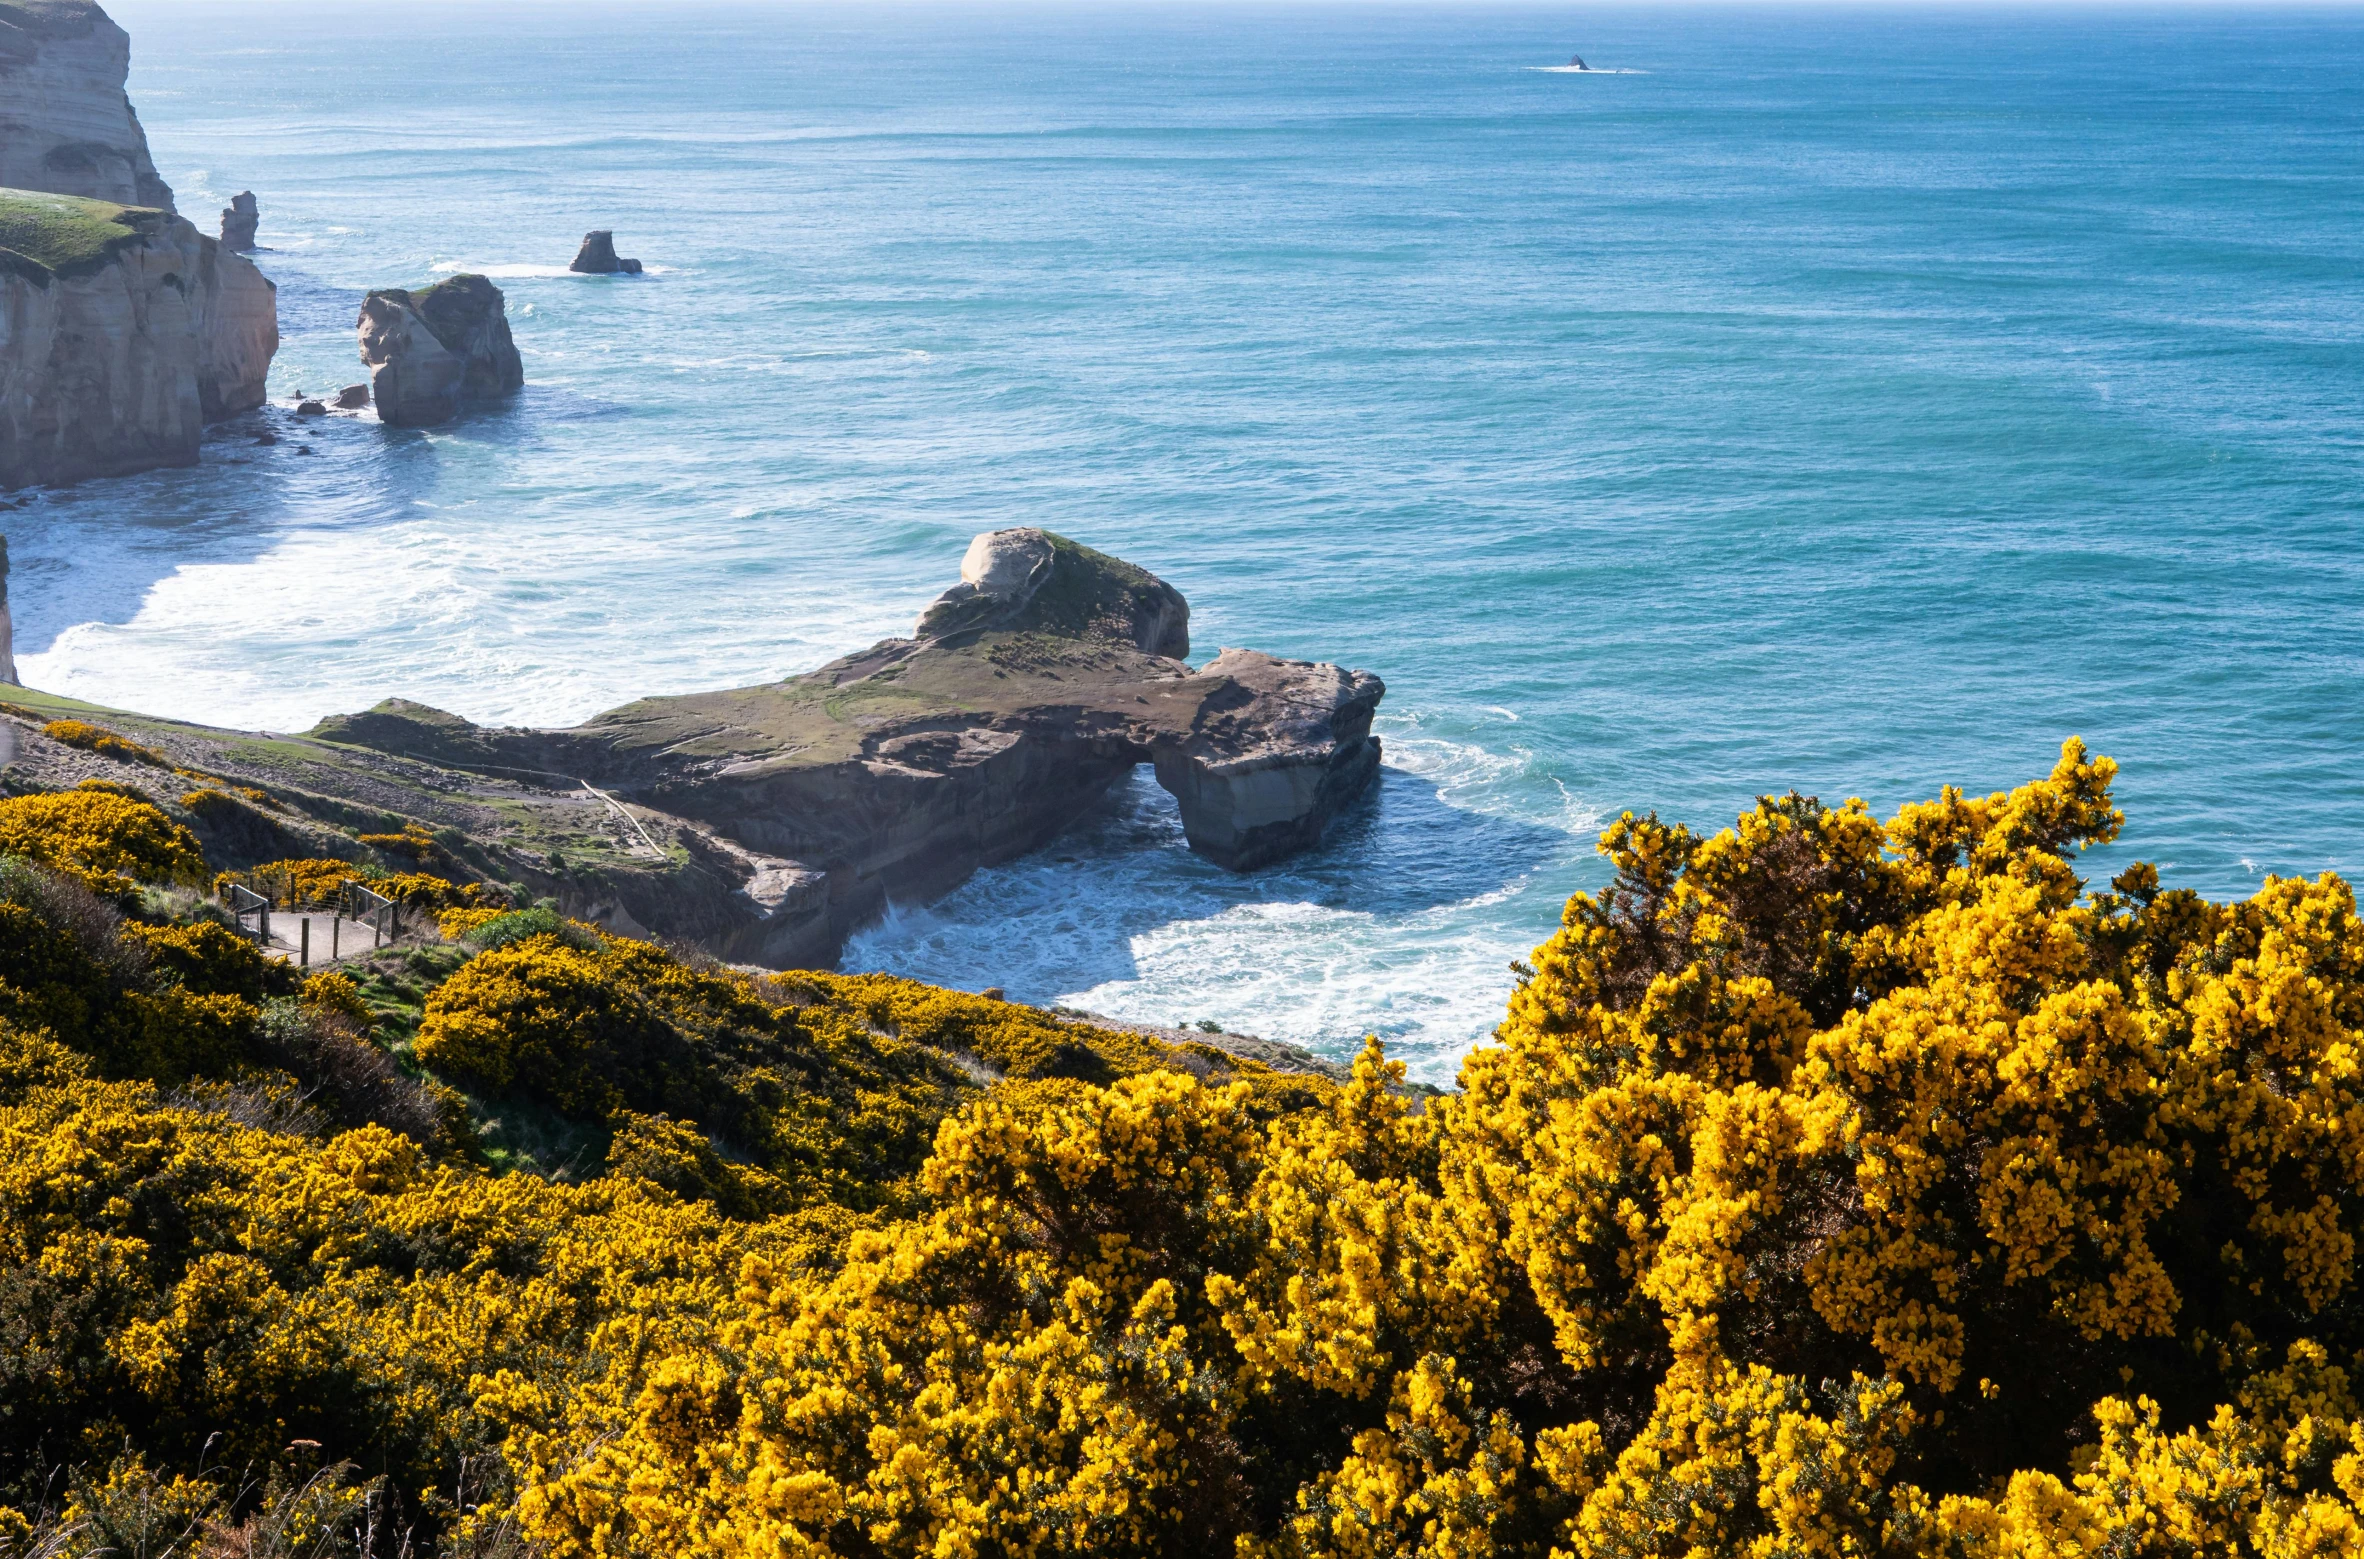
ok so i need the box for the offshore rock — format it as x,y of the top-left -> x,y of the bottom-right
0,0 -> 173,209
311,531 -> 1384,967
356,273 -> 522,427
0,189 -> 280,488
219,190 -> 257,249
569,229 -> 642,275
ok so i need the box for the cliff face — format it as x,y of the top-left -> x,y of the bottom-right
0,0 -> 173,210
0,2 -> 278,486
0,190 -> 279,487
192,230 -> 275,419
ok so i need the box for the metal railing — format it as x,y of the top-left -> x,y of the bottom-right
227,883 -> 270,945
339,879 -> 400,949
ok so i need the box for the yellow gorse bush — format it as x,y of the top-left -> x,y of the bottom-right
0,789 -> 205,890
519,740 -> 2364,1558
41,717 -> 168,767
8,746 -> 2364,1558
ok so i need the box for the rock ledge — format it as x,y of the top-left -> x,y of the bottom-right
314,532 -> 1384,966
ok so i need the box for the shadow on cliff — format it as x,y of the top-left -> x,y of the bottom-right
844,758 -> 1585,994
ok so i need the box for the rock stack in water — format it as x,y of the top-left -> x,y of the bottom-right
0,0 -> 279,489
356,274 -> 524,427
568,230 -> 642,275
219,190 -> 258,250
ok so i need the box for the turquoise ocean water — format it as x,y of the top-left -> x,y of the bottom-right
12,3 -> 2360,1080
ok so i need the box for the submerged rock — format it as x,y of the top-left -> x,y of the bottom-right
356,273 -> 522,428
219,189 -> 257,249
569,229 -> 642,275
308,531 -> 1384,967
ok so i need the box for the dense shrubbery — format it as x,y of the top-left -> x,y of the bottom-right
6,744 -> 2364,1557
41,718 -> 168,767
0,790 -> 205,894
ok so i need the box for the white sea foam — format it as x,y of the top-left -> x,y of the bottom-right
16,520 -> 915,733
845,737 -> 1594,1085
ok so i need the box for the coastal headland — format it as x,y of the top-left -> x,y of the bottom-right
0,0 -> 277,488
0,529 -> 1384,969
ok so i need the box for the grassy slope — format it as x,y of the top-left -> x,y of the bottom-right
0,187 -> 159,280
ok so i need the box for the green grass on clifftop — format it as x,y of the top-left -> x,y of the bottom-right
0,188 -> 159,280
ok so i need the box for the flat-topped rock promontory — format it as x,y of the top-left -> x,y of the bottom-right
315,529 -> 1383,964
0,532 -> 1383,970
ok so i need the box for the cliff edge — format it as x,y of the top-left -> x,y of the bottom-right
0,189 -> 278,486
0,1 -> 278,487
0,0 -> 172,209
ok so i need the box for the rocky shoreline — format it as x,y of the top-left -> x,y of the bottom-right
0,530 -> 1384,971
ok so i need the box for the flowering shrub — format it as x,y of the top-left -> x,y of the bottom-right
177,783 -> 280,818
358,822 -> 445,862
418,932 -> 975,1212
376,870 -> 501,910
438,904 -> 511,939
9,746 -> 2364,1558
0,1075 -> 755,1539
0,790 -> 205,890
212,856 -> 364,908
41,717 -> 167,766
300,969 -> 372,1028
212,858 -> 499,913
525,741 -> 2364,1558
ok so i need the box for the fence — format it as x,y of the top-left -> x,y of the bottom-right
339,879 -> 400,949
227,883 -> 270,945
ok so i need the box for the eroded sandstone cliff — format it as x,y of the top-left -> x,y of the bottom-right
0,2 -> 278,486
0,0 -> 172,208
0,190 -> 278,486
